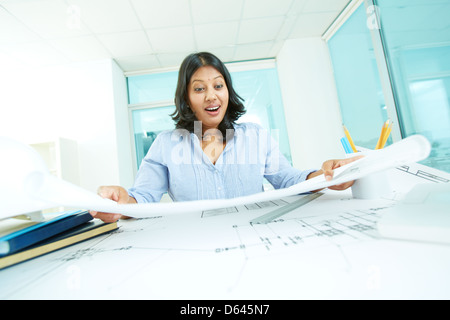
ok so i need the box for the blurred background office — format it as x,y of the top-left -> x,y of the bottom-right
0,0 -> 449,195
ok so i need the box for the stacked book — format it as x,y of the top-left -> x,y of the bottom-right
0,210 -> 118,269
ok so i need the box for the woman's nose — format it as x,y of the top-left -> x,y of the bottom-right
205,89 -> 217,101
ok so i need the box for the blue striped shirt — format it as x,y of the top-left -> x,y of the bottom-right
128,122 -> 316,203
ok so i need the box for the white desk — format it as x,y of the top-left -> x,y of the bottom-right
1,163 -> 449,299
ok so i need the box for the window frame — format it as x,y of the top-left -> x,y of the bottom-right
127,99 -> 175,175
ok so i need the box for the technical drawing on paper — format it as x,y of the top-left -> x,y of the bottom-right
2,163 -> 449,299
0,191 -> 396,299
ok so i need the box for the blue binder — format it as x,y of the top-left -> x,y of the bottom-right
0,210 -> 93,256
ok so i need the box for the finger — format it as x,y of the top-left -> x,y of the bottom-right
91,211 -> 122,223
339,154 -> 364,166
321,160 -> 336,181
97,186 -> 113,200
323,155 -> 365,182
97,185 -> 106,196
329,180 -> 355,191
117,187 -> 130,204
329,155 -> 365,170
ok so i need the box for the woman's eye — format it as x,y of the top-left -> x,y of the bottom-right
215,84 -> 224,89
194,87 -> 204,92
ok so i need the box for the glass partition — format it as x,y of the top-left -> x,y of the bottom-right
328,4 -> 389,150
376,0 -> 450,172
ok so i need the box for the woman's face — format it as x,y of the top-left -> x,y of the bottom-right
187,65 -> 229,133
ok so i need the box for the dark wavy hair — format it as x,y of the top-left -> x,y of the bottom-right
171,52 -> 246,138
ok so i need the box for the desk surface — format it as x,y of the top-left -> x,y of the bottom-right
1,163 -> 450,299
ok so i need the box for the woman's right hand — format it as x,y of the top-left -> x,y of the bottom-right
89,185 -> 136,223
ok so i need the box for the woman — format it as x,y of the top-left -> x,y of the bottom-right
91,52 -> 359,223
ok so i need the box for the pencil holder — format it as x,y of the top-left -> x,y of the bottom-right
351,170 -> 391,200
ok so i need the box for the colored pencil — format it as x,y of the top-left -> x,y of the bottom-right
380,121 -> 392,149
375,119 -> 390,149
343,125 -> 358,153
340,136 -> 353,154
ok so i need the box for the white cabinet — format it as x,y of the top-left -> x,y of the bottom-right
29,138 -> 80,213
30,137 -> 79,184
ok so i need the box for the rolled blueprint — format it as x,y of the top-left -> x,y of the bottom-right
0,134 -> 431,219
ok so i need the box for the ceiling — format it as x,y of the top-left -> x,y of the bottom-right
0,0 -> 350,73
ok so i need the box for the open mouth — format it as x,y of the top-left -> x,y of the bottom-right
205,105 -> 220,113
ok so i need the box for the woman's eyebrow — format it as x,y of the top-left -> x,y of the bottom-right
192,75 -> 224,83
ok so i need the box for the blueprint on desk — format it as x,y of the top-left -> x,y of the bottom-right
0,134 -> 432,219
1,163 -> 450,300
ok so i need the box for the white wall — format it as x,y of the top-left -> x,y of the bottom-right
277,37 -> 346,170
0,59 -> 133,192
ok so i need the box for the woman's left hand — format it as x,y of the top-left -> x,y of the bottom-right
307,155 -> 363,191
321,155 -> 364,190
